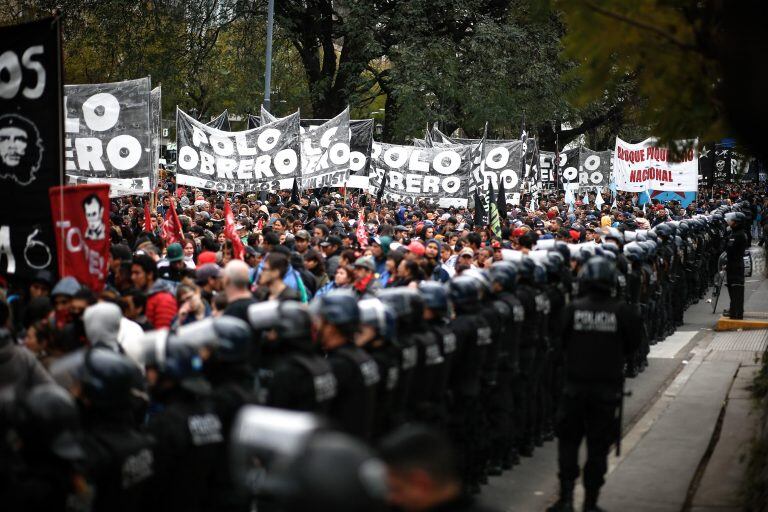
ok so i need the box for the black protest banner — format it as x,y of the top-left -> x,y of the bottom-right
470,140 -> 524,205
368,143 -> 471,207
699,143 -> 741,186
698,143 -> 712,187
298,108 -> 351,189
206,109 -> 231,131
300,117 -> 373,186
556,147 -> 583,190
175,108 -> 300,193
64,78 -> 153,196
150,85 -> 161,189
538,151 -> 558,189
0,17 -> 63,278
574,147 -> 611,189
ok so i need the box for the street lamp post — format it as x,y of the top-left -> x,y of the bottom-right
264,0 -> 274,112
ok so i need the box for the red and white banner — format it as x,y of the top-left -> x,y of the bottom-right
49,184 -> 110,292
612,137 -> 698,192
161,198 -> 184,245
224,198 -> 245,260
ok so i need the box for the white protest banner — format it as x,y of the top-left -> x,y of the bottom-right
368,143 -> 471,207
299,107 -> 351,189
613,137 -> 698,192
175,107 -> 300,193
64,77 -> 152,196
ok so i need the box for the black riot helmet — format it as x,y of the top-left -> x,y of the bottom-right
517,257 -> 536,284
378,287 -> 425,329
653,223 -> 673,240
489,261 -> 518,292
448,275 -> 481,310
358,298 -> 397,343
578,256 -> 617,293
52,347 -> 145,410
725,211 -> 746,228
162,337 -> 211,395
417,281 -> 449,316
14,383 -> 85,461
462,269 -> 493,300
310,290 -> 360,328
177,316 -> 252,363
249,301 -> 312,343
230,405 -> 386,512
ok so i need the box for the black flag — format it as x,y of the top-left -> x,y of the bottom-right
497,172 -> 507,215
473,191 -> 486,228
290,177 -> 300,205
376,171 -> 388,203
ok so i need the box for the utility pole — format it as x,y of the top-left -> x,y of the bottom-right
263,0 -> 274,112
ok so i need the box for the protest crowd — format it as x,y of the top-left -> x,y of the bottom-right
2,172 -> 767,511
3,13 -> 768,512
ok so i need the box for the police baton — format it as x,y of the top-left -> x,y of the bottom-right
615,381 -> 632,457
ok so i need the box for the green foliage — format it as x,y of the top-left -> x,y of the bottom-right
560,0 -> 726,145
1,0 -> 656,148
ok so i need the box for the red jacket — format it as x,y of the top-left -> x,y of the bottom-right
145,280 -> 178,329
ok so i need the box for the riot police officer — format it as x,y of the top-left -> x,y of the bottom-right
418,281 -> 458,428
446,276 -> 491,493
177,316 -> 256,512
724,211 -> 748,319
357,298 -> 401,438
548,257 -> 640,512
248,301 -> 337,413
3,384 -> 88,512
310,290 -> 380,440
487,262 -> 525,470
49,347 -> 154,512
143,337 -> 224,512
379,287 -> 443,422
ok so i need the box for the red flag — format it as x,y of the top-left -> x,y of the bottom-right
161,198 -> 184,245
143,201 -> 153,233
49,184 -> 110,292
224,199 -> 245,260
356,209 -> 368,248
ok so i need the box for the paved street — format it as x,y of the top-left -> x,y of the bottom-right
481,251 -> 768,512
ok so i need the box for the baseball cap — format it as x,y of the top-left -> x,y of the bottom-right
459,247 -> 474,257
295,230 -> 310,240
166,243 -> 184,262
406,241 -> 426,256
353,256 -> 375,271
195,263 -> 221,284
320,235 -> 343,247
197,251 -> 217,266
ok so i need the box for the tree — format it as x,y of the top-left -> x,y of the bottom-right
559,0 -> 768,158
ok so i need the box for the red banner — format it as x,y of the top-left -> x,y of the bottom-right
161,198 -> 184,245
356,209 -> 368,248
143,201 -> 153,233
224,198 -> 245,260
49,184 -> 110,292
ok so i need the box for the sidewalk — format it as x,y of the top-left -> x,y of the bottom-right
599,278 -> 768,511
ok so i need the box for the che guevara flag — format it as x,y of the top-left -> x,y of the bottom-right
49,184 -> 110,292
